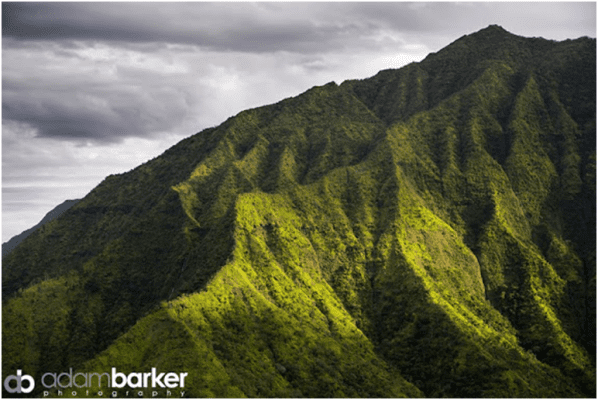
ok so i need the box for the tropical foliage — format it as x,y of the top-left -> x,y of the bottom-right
3,25 -> 595,397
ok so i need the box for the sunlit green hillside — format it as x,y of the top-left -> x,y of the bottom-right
3,25 -> 595,398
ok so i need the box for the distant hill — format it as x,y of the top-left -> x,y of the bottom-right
2,25 -> 595,398
2,199 -> 80,257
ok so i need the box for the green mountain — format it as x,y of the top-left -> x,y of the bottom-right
2,25 -> 595,397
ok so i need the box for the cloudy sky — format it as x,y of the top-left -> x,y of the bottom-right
2,2 -> 596,242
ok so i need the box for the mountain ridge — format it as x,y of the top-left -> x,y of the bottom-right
2,199 -> 80,257
2,25 -> 595,397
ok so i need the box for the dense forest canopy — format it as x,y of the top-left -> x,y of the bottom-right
3,25 -> 595,398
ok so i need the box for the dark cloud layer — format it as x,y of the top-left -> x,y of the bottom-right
5,2 -> 595,53
3,76 -> 190,142
3,2 -> 379,53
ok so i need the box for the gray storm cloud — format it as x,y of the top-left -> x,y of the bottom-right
4,2 -> 594,50
3,76 -> 191,142
2,2 -> 390,53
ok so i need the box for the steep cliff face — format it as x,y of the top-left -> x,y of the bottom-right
3,26 -> 595,397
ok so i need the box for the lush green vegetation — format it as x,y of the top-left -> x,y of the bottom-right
3,25 -> 595,397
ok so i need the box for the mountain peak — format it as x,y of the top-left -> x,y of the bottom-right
420,22 -> 559,74
480,24 -> 509,33
461,24 -> 516,44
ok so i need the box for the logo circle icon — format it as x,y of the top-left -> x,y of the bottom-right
4,370 -> 35,394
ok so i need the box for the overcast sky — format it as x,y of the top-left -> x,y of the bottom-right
2,2 -> 596,242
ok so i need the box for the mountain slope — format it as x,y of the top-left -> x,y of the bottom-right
2,25 -> 595,397
2,199 -> 80,257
